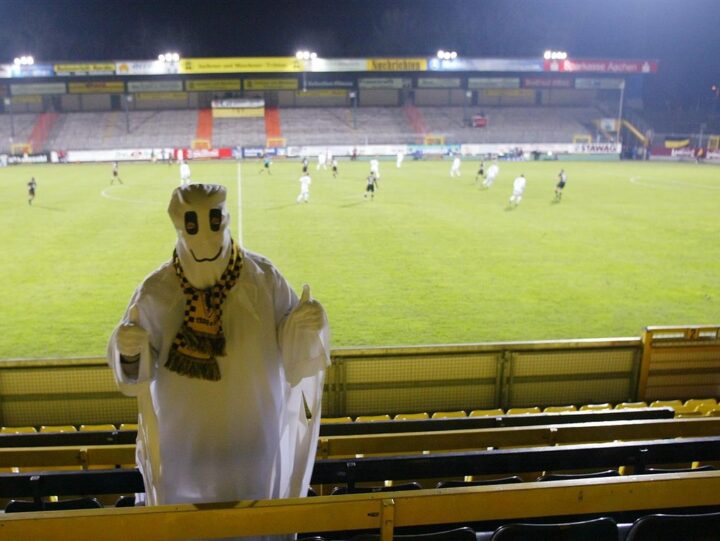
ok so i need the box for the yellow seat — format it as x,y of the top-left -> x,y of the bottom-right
394,413 -> 430,421
320,417 -> 353,424
543,405 -> 577,413
431,411 -> 467,419
650,400 -> 683,410
685,398 -> 718,414
674,404 -> 703,417
355,415 -> 391,423
79,424 -> 117,432
507,407 -> 541,415
579,403 -> 612,411
118,423 -> 138,431
39,425 -> 77,433
614,401 -> 648,410
1,426 -> 37,434
469,408 -> 504,417
705,407 -> 720,417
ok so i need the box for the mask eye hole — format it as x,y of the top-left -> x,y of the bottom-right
209,209 -> 222,232
184,211 -> 198,235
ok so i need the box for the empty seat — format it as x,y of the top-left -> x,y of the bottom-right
625,511 -> 720,541
79,424 -> 117,431
469,409 -> 504,417
579,403 -> 612,411
355,415 -> 392,423
431,411 -> 467,419
436,476 -> 523,488
321,417 -> 353,424
537,470 -> 620,482
119,423 -> 139,430
1,426 -> 37,434
507,407 -> 541,415
5,497 -> 103,513
394,413 -> 430,421
615,402 -> 648,410
650,400 -> 683,410
352,527 -> 476,541
543,405 -> 577,413
685,398 -> 718,414
115,495 -> 136,507
331,482 -> 422,495
39,425 -> 77,433
644,465 -> 717,474
491,517 -> 618,540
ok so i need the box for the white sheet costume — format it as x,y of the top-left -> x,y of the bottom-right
107,184 -> 330,536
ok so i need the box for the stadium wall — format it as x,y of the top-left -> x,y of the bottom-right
360,89 -> 400,106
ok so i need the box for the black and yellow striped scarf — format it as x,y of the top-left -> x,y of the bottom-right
165,241 -> 242,381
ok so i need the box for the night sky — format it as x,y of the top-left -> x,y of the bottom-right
1,0 -> 719,107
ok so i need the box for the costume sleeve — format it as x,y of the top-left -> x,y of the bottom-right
274,268 -> 331,388
107,288 -> 156,397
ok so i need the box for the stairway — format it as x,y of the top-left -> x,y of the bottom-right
28,113 -> 59,152
264,107 -> 283,147
194,108 -> 213,148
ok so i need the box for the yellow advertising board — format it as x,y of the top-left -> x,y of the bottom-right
186,79 -> 242,91
295,89 -> 347,98
366,58 -> 427,71
135,92 -> 187,101
10,95 -> 42,104
212,108 -> 264,118
55,63 -> 116,75
68,81 -> 125,94
181,57 -> 303,74
244,79 -> 298,91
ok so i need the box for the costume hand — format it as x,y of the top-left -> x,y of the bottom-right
289,284 -> 327,332
117,304 -> 150,358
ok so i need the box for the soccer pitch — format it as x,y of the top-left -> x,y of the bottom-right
0,158 -> 718,359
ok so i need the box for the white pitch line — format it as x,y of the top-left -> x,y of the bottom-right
630,176 -> 720,191
100,187 -> 157,205
236,160 -> 243,244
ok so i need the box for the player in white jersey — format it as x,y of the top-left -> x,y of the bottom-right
316,152 -> 326,171
509,174 -> 527,207
179,161 -> 191,186
483,163 -> 499,189
370,158 -> 380,179
450,155 -> 461,177
396,151 -> 404,168
297,173 -> 312,203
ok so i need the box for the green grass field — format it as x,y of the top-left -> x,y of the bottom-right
0,158 -> 718,359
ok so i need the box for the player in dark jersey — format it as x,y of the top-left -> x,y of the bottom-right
475,160 -> 485,182
259,154 -> 272,175
332,158 -> 338,178
27,177 -> 37,205
554,169 -> 567,201
302,156 -> 309,174
364,172 -> 379,200
111,161 -> 123,185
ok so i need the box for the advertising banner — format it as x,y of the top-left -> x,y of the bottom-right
188,148 -> 234,160
664,138 -> 690,149
7,153 -> 50,164
10,95 -> 42,104
55,63 -> 116,76
575,78 -> 625,90
186,79 -> 242,91
306,79 -> 355,88
244,78 -> 298,90
128,80 -> 183,92
295,89 -> 347,97
417,78 -> 461,88
484,88 -> 534,98
573,142 -> 621,154
523,77 -> 572,88
212,98 -> 264,108
0,65 -> 10,78
212,108 -> 264,118
359,78 -> 411,89
180,57 -> 303,74
10,82 -> 66,95
8,64 -> 55,78
428,58 -> 544,72
135,92 -> 187,101
366,58 -> 427,71
68,81 -> 125,94
545,59 -> 658,74
116,61 -> 179,76
308,59 -> 367,72
242,147 -> 287,158
468,77 -> 520,89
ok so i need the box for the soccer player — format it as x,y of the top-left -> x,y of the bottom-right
331,158 -> 338,178
111,161 -> 123,185
179,160 -> 191,186
259,153 -> 272,175
475,160 -> 485,182
301,156 -> 309,174
316,151 -> 326,171
370,157 -> 380,179
297,173 -> 312,203
450,154 -> 461,177
396,151 -> 404,168
483,162 -> 499,189
364,172 -> 379,200
555,169 -> 567,201
509,174 -> 527,208
27,176 -> 36,205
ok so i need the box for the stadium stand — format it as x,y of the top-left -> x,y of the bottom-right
212,116 -> 266,147
0,113 -> 38,153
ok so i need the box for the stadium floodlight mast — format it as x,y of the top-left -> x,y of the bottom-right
158,52 -> 180,63
13,55 -> 34,66
436,49 -> 458,61
295,50 -> 317,60
543,50 -> 568,60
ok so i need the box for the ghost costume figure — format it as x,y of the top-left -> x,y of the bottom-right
108,184 -> 330,539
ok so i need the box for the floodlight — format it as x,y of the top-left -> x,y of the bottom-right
13,55 -> 34,66
158,54 -> 166,62
437,50 -> 445,59
544,50 -> 568,60
296,50 -> 316,61
450,51 -> 457,59
158,52 -> 180,63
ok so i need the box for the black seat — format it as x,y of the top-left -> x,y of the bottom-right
625,511 -> 720,541
114,495 -> 136,507
536,469 -> 620,482
331,482 -> 423,495
644,465 -> 717,474
352,526 -> 476,541
5,497 -> 103,513
491,517 -> 618,540
436,476 -> 523,488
